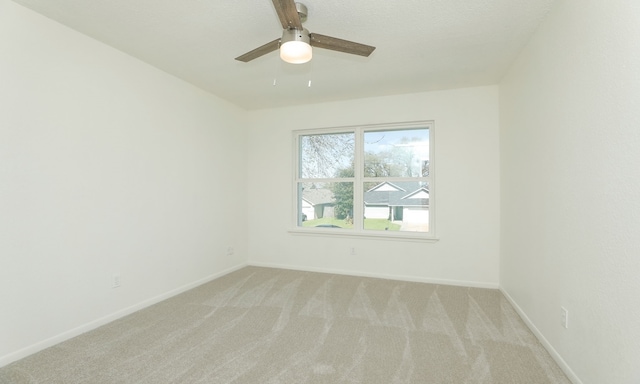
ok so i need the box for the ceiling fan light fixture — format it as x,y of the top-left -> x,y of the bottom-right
280,28 -> 312,64
234,1 -> 375,64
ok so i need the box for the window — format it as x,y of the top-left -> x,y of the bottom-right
294,121 -> 434,238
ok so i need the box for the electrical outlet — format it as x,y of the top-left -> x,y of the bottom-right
112,274 -> 121,289
561,307 -> 569,328
350,247 -> 356,256
226,246 -> 234,256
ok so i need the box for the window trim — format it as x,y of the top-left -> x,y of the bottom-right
292,121 -> 437,241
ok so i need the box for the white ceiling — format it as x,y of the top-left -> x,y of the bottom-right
11,0 -> 556,110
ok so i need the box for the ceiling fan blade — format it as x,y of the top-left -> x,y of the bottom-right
310,33 -> 376,57
235,38 -> 280,62
271,0 -> 303,30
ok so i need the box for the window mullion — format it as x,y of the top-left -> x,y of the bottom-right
352,128 -> 364,230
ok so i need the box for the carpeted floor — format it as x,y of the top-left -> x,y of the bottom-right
0,266 -> 571,383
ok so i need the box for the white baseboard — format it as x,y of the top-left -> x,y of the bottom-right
247,261 -> 499,289
499,287 -> 583,384
0,263 -> 247,368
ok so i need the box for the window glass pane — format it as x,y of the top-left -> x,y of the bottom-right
363,181 -> 429,232
300,133 -> 354,179
364,128 -> 429,178
298,182 -> 353,229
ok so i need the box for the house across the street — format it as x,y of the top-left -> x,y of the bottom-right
301,187 -> 335,221
364,181 -> 429,230
301,181 -> 429,230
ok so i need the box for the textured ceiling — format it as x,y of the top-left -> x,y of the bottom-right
11,0 -> 556,110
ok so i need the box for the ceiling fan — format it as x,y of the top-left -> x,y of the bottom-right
235,0 -> 376,64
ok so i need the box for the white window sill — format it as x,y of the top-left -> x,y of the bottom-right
288,228 -> 439,243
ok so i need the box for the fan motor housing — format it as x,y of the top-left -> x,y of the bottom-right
281,28 -> 310,46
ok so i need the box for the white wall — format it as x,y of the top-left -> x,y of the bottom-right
247,86 -> 501,287
499,1 -> 640,383
0,0 -> 247,365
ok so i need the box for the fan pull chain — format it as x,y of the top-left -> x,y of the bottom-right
307,59 -> 314,88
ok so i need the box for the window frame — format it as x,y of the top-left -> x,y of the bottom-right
292,121 -> 436,241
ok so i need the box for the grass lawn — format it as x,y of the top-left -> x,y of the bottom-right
302,217 -> 353,228
364,219 -> 401,231
302,217 -> 401,231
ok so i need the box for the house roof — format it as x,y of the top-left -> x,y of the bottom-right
364,181 -> 429,207
302,188 -> 335,205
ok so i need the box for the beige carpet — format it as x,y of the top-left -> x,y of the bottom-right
0,266 -> 571,383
